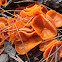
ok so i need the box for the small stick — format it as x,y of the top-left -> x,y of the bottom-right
0,47 -> 4,54
56,29 -> 62,30
4,0 -> 13,8
42,44 -> 62,62
0,24 -> 14,34
0,31 -> 16,45
0,10 -> 22,12
0,29 -> 31,33
2,14 -> 11,19
40,35 -> 62,44
23,16 -> 34,28
10,55 -> 22,62
39,58 -> 44,62
0,23 -> 14,31
16,55 -> 24,62
0,7 -> 28,21
50,54 -> 55,62
46,45 -> 54,62
55,34 -> 59,62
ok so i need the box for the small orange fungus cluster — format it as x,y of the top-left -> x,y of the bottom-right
0,3 -> 62,62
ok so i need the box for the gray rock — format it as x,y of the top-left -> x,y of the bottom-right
4,41 -> 16,56
0,54 -> 8,62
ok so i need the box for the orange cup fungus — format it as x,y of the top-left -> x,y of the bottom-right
32,14 -> 57,40
39,39 -> 57,51
43,41 -> 62,62
20,4 -> 48,19
15,34 -> 42,55
46,10 -> 62,28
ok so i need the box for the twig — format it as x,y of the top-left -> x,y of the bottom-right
16,55 -> 24,62
0,10 -> 22,12
23,16 -> 34,28
0,23 -> 14,34
55,34 -> 59,62
0,31 -> 16,45
10,56 -> 22,62
46,45 -> 54,62
40,35 -> 62,44
42,44 -> 62,62
2,14 -> 11,19
0,7 -> 28,21
0,29 -> 31,33
56,29 -> 62,30
4,0 -> 13,8
0,47 -> 4,54
39,58 -> 44,62
50,54 -> 55,62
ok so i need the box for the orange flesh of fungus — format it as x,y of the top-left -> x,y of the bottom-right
14,14 -> 28,24
46,10 -> 62,28
40,4 -> 48,14
32,14 -> 57,40
0,17 -> 8,26
16,31 -> 37,41
0,23 -> 6,46
0,34 -> 5,46
24,4 -> 39,12
8,20 -> 25,43
43,41 -> 62,62
26,3 -> 48,14
1,0 -> 7,6
0,0 -> 7,7
20,6 -> 43,18
20,4 -> 48,19
15,35 -> 42,55
46,15 -> 56,27
8,18 -> 16,43
14,7 -> 25,15
23,6 -> 42,16
8,17 -> 33,43
39,39 -> 57,51
8,18 -> 16,26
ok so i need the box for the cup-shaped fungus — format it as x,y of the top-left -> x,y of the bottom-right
31,14 -> 57,40
46,10 -> 62,28
15,31 -> 42,55
39,39 -> 57,51
43,41 -> 62,62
